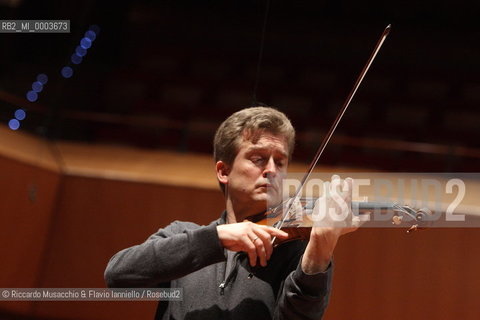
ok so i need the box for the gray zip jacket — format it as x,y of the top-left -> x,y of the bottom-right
105,212 -> 333,319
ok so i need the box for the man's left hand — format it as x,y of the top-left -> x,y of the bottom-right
301,175 -> 360,274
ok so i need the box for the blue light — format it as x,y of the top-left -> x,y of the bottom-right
80,37 -> 92,49
8,119 -> 20,130
15,109 -> 26,120
61,66 -> 73,78
37,73 -> 48,84
89,24 -> 100,34
26,91 -> 38,102
32,81 -> 43,93
84,30 -> 96,41
71,53 -> 83,65
76,46 -> 87,57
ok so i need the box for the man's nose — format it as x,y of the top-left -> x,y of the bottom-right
262,157 -> 277,178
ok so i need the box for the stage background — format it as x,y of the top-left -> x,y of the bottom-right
1,1 -> 480,319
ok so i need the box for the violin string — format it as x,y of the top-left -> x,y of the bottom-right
251,0 -> 271,106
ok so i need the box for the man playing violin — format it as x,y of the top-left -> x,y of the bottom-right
105,106 -> 358,319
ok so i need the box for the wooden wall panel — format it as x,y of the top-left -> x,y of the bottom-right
32,176 -> 224,320
324,228 -> 480,320
0,155 -> 60,315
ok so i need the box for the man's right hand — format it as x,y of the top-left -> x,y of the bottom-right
217,222 -> 289,267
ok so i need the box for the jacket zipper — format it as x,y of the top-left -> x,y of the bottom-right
219,252 -> 242,295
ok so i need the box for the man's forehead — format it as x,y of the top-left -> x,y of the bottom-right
240,132 -> 289,156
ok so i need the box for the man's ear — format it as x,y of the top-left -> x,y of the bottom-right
216,161 -> 230,185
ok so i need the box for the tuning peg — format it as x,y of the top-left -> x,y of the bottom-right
415,208 -> 432,222
406,224 -> 418,233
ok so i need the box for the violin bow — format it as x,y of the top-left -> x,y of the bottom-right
274,24 -> 392,231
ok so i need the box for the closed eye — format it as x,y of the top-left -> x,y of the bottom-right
275,160 -> 286,168
251,156 -> 266,165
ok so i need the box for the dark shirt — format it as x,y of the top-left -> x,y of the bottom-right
105,212 -> 333,319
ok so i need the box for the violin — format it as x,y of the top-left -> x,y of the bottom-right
250,198 -> 433,246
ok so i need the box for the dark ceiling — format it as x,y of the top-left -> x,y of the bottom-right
0,0 -> 479,171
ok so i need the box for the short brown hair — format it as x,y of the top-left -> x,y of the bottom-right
213,106 -> 295,166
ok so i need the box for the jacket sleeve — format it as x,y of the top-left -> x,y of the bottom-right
104,220 -> 226,288
274,256 -> 333,320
